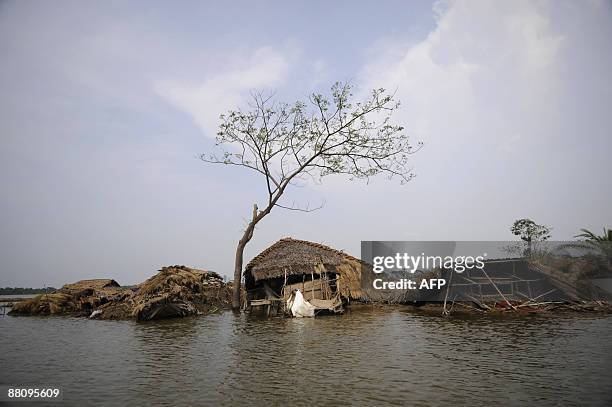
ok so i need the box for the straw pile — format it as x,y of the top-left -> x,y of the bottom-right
10,267 -> 232,320
128,265 -> 230,321
9,279 -> 128,316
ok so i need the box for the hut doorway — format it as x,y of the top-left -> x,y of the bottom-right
280,270 -> 337,302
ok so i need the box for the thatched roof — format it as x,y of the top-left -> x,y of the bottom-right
9,278 -> 127,316
62,279 -> 120,291
135,265 -> 221,296
9,267 -> 232,319
131,265 -> 228,320
245,237 -> 362,281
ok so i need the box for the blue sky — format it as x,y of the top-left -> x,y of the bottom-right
1,0 -> 611,286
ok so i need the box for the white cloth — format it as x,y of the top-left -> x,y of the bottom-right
288,289 -> 316,317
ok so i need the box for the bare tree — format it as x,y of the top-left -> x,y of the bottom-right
202,82 -> 421,309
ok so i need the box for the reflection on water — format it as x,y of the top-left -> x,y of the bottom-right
1,307 -> 611,406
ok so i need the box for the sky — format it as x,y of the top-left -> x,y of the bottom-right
1,0 -> 611,287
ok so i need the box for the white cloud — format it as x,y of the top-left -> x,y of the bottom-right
358,0 -> 565,145
323,0 -> 612,241
310,59 -> 329,87
155,46 -> 291,137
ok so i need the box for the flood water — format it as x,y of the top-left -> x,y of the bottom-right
0,294 -> 36,300
1,307 -> 611,406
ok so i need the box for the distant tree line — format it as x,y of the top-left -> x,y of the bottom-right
0,287 -> 56,295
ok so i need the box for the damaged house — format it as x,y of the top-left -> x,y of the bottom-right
9,278 -> 127,316
417,257 -> 612,313
244,238 -> 369,315
10,266 -> 232,320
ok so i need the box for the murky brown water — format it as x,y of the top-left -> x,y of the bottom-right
1,307 -> 611,406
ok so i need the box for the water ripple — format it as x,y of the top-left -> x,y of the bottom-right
1,308 -> 611,406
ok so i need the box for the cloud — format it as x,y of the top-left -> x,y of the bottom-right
358,0 -> 565,145
310,59 -> 329,87
325,0 -> 612,241
155,46 -> 291,137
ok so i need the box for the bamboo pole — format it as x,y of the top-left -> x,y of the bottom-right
283,269 -> 287,300
481,268 -> 516,310
320,272 -> 323,299
311,270 -> 315,299
442,269 -> 454,316
517,288 -> 557,308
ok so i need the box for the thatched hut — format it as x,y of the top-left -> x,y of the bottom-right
244,238 -> 369,308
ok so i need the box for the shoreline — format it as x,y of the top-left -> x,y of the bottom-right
6,299 -> 612,321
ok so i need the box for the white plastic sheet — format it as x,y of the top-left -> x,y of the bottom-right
287,289 -> 316,317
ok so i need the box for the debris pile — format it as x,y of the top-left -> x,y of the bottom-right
413,299 -> 612,316
129,265 -> 229,321
9,267 -> 232,321
9,279 -> 128,316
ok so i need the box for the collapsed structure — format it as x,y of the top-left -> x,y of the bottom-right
417,258 -> 604,311
127,265 -> 229,320
9,279 -> 128,316
9,266 -> 231,320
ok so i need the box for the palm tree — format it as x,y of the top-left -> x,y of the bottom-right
570,227 -> 612,271
575,228 -> 612,242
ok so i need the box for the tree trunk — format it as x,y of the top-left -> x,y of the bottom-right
232,239 -> 247,310
526,238 -> 532,257
231,204 -> 259,310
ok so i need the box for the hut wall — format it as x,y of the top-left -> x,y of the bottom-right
336,259 -> 368,301
283,278 -> 333,301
